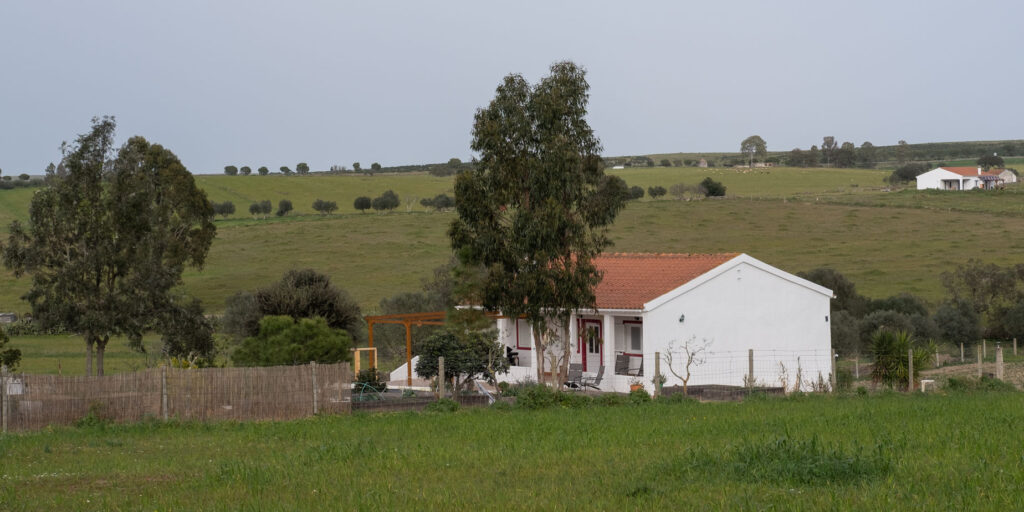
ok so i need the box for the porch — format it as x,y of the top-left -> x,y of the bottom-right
496,313 -> 646,393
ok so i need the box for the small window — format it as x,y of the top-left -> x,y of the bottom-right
630,325 -> 642,351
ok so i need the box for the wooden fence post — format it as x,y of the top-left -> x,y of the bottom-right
995,345 -> 1004,381
311,361 -> 319,415
960,343 -> 964,363
977,344 -> 983,378
983,339 -> 987,360
830,350 -> 837,392
747,349 -> 754,388
654,352 -> 661,398
437,357 -> 445,399
1015,338 -> 1018,356
1,365 -> 7,434
854,357 -> 859,380
907,348 -> 913,392
161,366 -> 168,421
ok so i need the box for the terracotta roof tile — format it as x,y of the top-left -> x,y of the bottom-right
593,253 -> 739,310
939,167 -> 1003,177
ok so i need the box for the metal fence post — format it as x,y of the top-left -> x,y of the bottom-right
161,366 -> 168,421
830,349 -> 837,392
654,352 -> 661,398
907,348 -> 914,392
995,345 -> 1004,381
311,361 -> 319,415
1,365 -> 8,434
747,349 -> 754,388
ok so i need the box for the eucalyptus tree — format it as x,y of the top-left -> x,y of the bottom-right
740,135 -> 767,167
1,117 -> 216,375
449,61 -> 628,385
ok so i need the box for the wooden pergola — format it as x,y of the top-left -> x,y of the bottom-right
365,311 -> 447,386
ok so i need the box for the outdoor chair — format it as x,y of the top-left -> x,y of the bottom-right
582,366 -> 605,390
614,354 -> 631,375
629,359 -> 643,377
564,363 -> 583,389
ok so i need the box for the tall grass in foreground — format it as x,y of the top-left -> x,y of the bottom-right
1,392 -> 1023,510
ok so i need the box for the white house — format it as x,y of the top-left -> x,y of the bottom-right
915,167 -> 1008,190
493,253 -> 834,393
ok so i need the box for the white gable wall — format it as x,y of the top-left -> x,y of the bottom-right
642,258 -> 832,391
916,168 -> 981,190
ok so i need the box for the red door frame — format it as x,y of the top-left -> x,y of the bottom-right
577,318 -> 603,372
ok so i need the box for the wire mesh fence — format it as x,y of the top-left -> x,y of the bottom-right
0,362 -> 351,432
660,349 -> 835,393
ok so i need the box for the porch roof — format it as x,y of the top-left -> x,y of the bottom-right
594,253 -> 739,310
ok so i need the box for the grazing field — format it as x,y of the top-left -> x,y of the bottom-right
1,392 -> 1022,510
5,335 -> 159,376
2,175 -> 1023,314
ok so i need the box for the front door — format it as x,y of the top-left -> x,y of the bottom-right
578,319 -> 603,372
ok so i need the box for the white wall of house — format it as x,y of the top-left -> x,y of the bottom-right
998,170 -> 1018,184
642,257 -> 832,392
916,168 -> 981,190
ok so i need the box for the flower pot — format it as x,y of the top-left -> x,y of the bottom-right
630,384 -> 643,392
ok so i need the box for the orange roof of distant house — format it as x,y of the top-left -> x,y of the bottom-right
939,167 -> 1003,177
593,253 -> 739,310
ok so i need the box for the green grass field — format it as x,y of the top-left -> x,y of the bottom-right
1,392 -> 1022,510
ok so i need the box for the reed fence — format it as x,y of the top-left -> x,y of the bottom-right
0,362 -> 351,432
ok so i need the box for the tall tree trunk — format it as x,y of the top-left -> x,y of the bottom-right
532,323 -> 545,385
95,335 -> 109,377
85,337 -> 93,377
559,318 -> 571,389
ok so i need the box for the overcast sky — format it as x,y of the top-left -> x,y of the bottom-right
1,1 -> 1021,174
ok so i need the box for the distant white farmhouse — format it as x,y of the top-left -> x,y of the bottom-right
491,253 -> 834,392
916,166 -> 1014,190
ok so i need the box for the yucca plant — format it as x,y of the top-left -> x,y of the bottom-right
870,328 -> 933,390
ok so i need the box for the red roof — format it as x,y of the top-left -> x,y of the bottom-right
593,253 -> 739,310
940,167 -> 1003,177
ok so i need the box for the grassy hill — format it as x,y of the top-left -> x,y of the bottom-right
3,165 -> 1024,374
1,166 -> 1020,314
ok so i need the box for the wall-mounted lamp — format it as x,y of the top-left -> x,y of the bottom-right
678,313 -> 685,324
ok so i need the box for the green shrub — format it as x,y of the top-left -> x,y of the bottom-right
856,386 -> 869,396
354,368 -> 388,392
515,384 -> 560,410
232,316 -> 353,367
629,389 -> 652,404
425,398 -> 459,413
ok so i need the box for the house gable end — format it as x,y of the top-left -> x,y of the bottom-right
643,253 -> 833,312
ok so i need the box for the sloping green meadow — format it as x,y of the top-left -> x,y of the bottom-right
1,169 -> 1022,315
1,392 -> 1022,510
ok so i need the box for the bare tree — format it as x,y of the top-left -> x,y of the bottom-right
662,336 -> 712,395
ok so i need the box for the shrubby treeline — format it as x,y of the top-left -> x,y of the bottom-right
801,260 -> 1024,357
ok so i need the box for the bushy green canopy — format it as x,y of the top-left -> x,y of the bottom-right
232,316 -> 353,367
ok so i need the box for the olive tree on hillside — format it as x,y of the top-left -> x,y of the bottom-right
1,117 -> 216,375
449,61 -> 628,386
354,196 -> 372,212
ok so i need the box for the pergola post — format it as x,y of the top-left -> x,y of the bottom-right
405,321 -> 413,386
